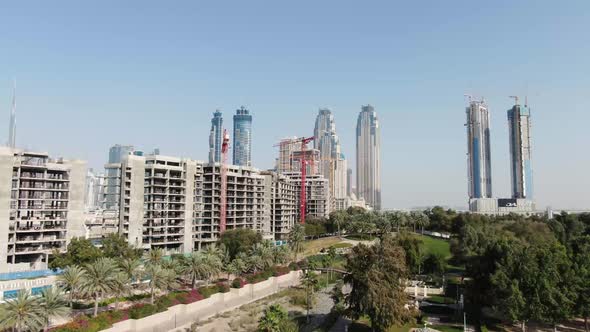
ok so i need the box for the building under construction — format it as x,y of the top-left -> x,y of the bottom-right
283,172 -> 331,221
0,148 -> 86,272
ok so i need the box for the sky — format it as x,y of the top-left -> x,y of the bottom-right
1,0 -> 589,210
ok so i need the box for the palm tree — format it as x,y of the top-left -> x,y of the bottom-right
331,210 -> 348,238
145,264 -> 178,304
248,254 -> 264,273
202,252 -> 223,284
300,270 -> 318,323
227,258 -> 245,279
57,265 -> 86,308
82,257 -> 120,317
288,224 -> 305,262
144,248 -> 164,266
272,245 -> 290,265
111,272 -> 132,310
251,242 -> 274,269
184,252 -> 208,289
118,258 -> 142,285
388,211 -> 408,233
0,290 -> 45,332
39,287 -> 70,332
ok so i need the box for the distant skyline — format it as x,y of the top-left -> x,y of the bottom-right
1,1 -> 589,210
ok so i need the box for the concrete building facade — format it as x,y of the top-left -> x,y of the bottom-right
0,148 -> 86,272
233,107 -> 252,167
284,172 -> 330,220
507,101 -> 533,199
466,99 -> 493,199
261,171 -> 297,240
356,105 -> 381,210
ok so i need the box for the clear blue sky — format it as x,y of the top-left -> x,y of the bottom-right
1,0 -> 589,210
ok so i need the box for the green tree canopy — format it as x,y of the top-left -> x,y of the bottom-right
218,228 -> 263,260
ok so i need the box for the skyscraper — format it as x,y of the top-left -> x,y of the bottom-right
346,168 -> 353,197
7,80 -> 16,148
314,109 -> 347,200
108,144 -> 135,163
233,106 -> 252,166
208,110 -> 223,163
356,105 -> 381,210
507,98 -> 533,199
466,98 -> 492,199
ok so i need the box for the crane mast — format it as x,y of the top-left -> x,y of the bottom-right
220,129 -> 230,233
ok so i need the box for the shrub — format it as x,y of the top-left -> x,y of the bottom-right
288,262 -> 299,271
216,281 -> 230,293
198,285 -> 221,298
232,277 -> 245,288
129,303 -> 159,319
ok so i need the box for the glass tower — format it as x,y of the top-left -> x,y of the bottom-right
232,107 -> 252,166
507,101 -> 533,199
466,99 -> 492,199
356,105 -> 381,210
208,110 -> 223,163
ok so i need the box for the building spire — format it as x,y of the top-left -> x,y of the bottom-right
8,79 -> 16,148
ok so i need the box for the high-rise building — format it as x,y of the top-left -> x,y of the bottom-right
0,147 -> 86,272
346,168 -> 353,197
208,110 -> 223,164
507,99 -> 533,199
108,144 -> 135,164
466,99 -> 492,199
104,145 -> 135,209
277,137 -> 301,174
313,109 -> 347,201
84,168 -> 104,211
284,172 -> 331,220
233,107 -> 252,166
7,81 -> 16,148
356,105 -> 381,210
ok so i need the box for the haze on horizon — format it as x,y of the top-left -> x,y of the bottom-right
1,1 -> 589,210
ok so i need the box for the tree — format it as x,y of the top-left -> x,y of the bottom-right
82,257 -> 120,316
345,236 -> 411,331
184,252 -> 208,289
57,265 -> 86,308
330,210 -> 349,238
251,242 -> 274,270
0,290 -> 44,332
218,228 -> 263,260
272,245 -> 290,265
118,257 -> 142,285
289,224 -> 305,262
387,211 -> 408,233
39,287 -> 70,332
423,252 -> 446,276
111,272 -> 132,310
101,233 -> 142,260
145,264 -> 177,304
394,232 -> 424,275
49,237 -> 102,270
572,236 -> 590,332
144,248 -> 164,267
301,270 -> 319,323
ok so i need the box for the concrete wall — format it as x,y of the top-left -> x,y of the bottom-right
0,148 -> 14,273
66,160 -> 88,241
102,270 -> 302,332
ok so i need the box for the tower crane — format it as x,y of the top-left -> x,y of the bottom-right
220,129 -> 230,233
274,136 -> 315,224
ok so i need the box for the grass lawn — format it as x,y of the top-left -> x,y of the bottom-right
302,237 -> 344,257
330,242 -> 353,249
417,235 -> 451,259
431,324 -> 464,332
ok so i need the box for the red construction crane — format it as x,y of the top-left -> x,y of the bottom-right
275,136 -> 315,224
220,129 -> 230,233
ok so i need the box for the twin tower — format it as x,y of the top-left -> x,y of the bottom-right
466,97 -> 533,213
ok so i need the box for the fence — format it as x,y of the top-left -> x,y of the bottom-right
102,270 -> 302,332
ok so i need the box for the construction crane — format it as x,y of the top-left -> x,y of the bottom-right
274,136 -> 315,224
220,129 -> 230,233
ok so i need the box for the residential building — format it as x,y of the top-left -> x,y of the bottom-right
466,99 -> 493,199
200,164 -> 268,246
261,171 -> 297,239
233,107 -> 252,166
208,110 -> 223,164
356,105 -> 381,210
277,137 -> 301,174
284,172 -> 330,220
108,144 -> 135,164
0,147 -> 86,272
290,149 -> 320,176
507,100 -> 533,199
